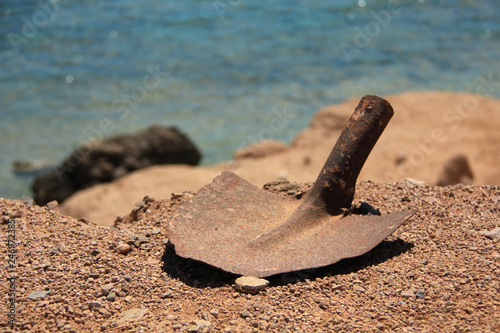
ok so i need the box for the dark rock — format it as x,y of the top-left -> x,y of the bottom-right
32,126 -> 201,205
436,154 -> 474,186
416,291 -> 426,299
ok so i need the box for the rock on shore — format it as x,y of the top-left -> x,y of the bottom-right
32,126 -> 201,206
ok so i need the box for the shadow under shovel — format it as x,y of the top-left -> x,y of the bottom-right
161,237 -> 414,289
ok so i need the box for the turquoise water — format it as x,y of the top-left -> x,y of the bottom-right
1,0 -> 499,199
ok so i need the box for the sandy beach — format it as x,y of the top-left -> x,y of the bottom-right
1,91 -> 500,332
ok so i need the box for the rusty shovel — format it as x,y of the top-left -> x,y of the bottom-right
167,95 -> 416,277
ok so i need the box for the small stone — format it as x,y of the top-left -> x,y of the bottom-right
36,300 -> 50,307
353,285 -> 367,293
9,211 -> 22,218
99,308 -> 111,318
151,228 -> 161,235
171,192 -> 185,199
78,217 -> 90,224
415,291 -> 425,299
27,290 -> 50,300
88,301 -> 101,310
188,320 -> 211,332
128,235 -> 149,247
21,196 -> 34,206
209,308 -> 219,318
118,308 -> 148,323
45,200 -> 59,212
481,227 -> 500,240
107,292 -> 116,302
401,178 -> 426,188
161,291 -> 173,299
240,310 -> 252,318
419,259 -> 429,265
115,243 -> 131,255
202,311 -> 214,322
235,276 -> 269,294
401,290 -> 416,297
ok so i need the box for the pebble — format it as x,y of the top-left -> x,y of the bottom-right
115,243 -> 131,255
88,301 -> 101,310
401,178 -> 427,188
187,320 -> 211,332
107,292 -> 116,302
235,276 -> 269,294
118,308 -> 148,323
101,283 -> 114,294
240,310 -> 252,318
481,227 -> 500,240
353,285 -> 367,293
128,234 -> 150,247
99,308 -> 111,318
171,192 -> 185,199
44,200 -> 60,212
209,308 -> 219,318
401,290 -> 416,297
27,290 -> 50,300
415,291 -> 425,299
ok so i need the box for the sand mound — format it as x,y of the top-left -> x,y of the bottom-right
2,181 -> 499,332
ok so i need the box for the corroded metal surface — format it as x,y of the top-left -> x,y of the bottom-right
167,95 -> 416,278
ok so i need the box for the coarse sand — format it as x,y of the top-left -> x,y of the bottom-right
1,180 -> 499,332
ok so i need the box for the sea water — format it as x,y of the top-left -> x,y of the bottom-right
1,0 -> 499,199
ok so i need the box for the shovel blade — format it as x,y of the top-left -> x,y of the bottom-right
167,171 -> 415,278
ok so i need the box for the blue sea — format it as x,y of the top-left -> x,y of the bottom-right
1,0 -> 499,200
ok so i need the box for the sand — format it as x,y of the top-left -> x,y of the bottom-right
1,91 -> 500,332
1,181 -> 499,332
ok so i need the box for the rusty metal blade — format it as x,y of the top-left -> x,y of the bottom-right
167,171 -> 416,277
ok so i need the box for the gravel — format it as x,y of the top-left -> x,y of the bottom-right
1,181 -> 499,332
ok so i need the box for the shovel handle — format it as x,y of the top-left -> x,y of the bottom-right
306,95 -> 394,214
